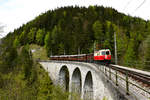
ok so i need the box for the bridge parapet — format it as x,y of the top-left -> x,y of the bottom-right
99,64 -> 150,100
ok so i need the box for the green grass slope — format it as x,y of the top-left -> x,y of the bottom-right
30,44 -> 49,60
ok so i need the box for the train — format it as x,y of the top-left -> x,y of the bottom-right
50,49 -> 111,63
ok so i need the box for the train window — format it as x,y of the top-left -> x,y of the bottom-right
106,51 -> 109,55
101,51 -> 105,55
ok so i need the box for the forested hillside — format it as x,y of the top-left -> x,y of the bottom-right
3,6 -> 150,70
0,41 -> 70,99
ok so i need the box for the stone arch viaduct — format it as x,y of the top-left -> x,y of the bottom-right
39,61 -> 114,100
39,61 -> 144,100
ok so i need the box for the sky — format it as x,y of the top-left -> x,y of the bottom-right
0,0 -> 150,38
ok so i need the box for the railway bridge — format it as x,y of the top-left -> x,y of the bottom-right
39,60 -> 150,100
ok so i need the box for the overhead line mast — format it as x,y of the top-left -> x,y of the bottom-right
134,0 -> 146,12
114,32 -> 118,65
123,0 -> 133,11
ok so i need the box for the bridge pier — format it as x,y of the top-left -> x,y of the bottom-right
83,71 -> 93,100
71,68 -> 82,99
59,66 -> 69,91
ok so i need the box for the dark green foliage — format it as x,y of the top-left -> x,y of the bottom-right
19,45 -> 33,80
92,20 -> 103,44
0,42 -> 69,99
28,27 -> 37,43
0,39 -> 18,73
19,31 -> 28,45
3,6 -> 150,70
93,20 -> 103,39
44,31 -> 52,56
124,38 -> 136,66
138,34 -> 150,71
0,73 -> 4,88
36,28 -> 46,45
13,37 -> 20,47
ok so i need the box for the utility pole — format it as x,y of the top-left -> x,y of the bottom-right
64,49 -> 65,55
114,32 -> 118,65
51,49 -> 52,56
78,47 -> 80,55
93,41 -> 95,54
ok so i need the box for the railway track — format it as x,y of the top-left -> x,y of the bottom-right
109,64 -> 150,87
98,63 -> 150,98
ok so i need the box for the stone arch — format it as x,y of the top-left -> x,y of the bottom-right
59,65 -> 69,91
71,67 -> 82,97
83,71 -> 93,100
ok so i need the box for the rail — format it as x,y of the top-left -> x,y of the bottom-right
99,64 -> 150,99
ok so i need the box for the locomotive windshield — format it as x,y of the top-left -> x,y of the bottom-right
106,51 -> 110,55
101,51 -> 105,55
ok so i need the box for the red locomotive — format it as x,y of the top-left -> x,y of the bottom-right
94,49 -> 111,62
50,49 -> 111,63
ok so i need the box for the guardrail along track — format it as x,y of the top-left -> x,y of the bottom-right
109,65 -> 150,87
99,64 -> 150,99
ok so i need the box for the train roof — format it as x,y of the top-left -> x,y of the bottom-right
100,49 -> 110,51
94,49 -> 110,52
50,54 -> 87,57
